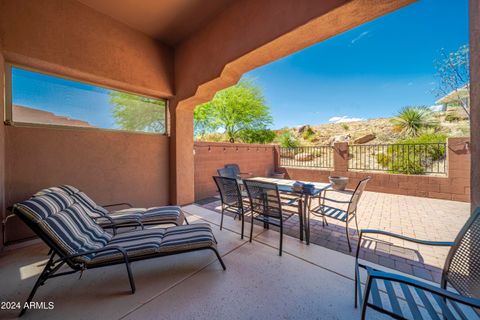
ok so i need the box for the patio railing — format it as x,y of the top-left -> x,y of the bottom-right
348,143 -> 447,174
279,146 -> 333,168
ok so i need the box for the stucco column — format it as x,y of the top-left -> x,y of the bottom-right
333,142 -> 349,174
471,0 -> 480,211
0,44 -> 5,250
169,103 -> 195,205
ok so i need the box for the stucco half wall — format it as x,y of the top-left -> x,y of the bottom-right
4,126 -> 170,243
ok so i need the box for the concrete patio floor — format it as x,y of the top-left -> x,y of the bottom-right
0,205 -> 408,320
200,190 -> 471,283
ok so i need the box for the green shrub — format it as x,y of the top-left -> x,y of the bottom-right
401,133 -> 447,160
341,124 -> 349,131
374,133 -> 447,174
445,113 -> 460,122
302,127 -> 315,140
375,153 -> 390,167
239,128 -> 276,144
278,131 -> 300,148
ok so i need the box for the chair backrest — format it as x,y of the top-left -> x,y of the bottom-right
217,167 -> 237,178
243,179 -> 282,219
442,207 -> 480,299
347,177 -> 371,215
35,185 -> 109,218
213,176 -> 243,209
14,190 -> 111,266
225,164 -> 241,177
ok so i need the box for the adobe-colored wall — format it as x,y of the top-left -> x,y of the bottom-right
279,138 -> 471,202
0,0 -> 173,98
0,42 -> 5,250
194,142 -> 276,201
4,126 -> 170,243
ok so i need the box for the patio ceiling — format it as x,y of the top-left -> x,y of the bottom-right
75,0 -> 236,45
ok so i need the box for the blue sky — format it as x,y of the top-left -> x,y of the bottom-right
12,0 -> 468,130
243,0 -> 469,128
12,67 -> 117,128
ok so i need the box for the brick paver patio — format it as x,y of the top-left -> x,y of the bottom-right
199,190 -> 471,282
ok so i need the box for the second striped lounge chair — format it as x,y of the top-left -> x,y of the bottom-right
35,185 -> 187,232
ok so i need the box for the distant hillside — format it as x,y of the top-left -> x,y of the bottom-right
279,111 -> 469,145
195,111 -> 470,144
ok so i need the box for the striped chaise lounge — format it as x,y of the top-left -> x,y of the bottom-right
35,185 -> 188,232
13,191 -> 225,317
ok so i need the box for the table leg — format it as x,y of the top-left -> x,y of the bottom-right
298,198 -> 304,242
304,194 -> 310,245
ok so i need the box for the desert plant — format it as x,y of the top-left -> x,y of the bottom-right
278,131 -> 300,148
401,133 -> 447,161
391,106 -> 438,137
238,128 -> 276,144
302,127 -> 315,140
374,133 -> 447,174
341,123 -> 349,131
445,113 -> 460,122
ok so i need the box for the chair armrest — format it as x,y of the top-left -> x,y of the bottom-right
102,202 -> 133,209
66,245 -> 127,259
325,188 -> 354,195
310,196 -> 351,204
367,269 -> 480,309
359,229 -> 455,247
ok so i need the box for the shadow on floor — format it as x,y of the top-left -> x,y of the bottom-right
197,198 -> 443,283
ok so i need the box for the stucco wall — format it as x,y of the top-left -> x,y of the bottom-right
4,126 -> 170,243
194,142 -> 276,201
0,0 -> 173,98
0,43 -> 5,250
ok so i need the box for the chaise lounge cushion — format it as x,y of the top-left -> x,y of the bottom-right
34,185 -> 186,227
87,223 -> 216,265
15,195 -> 112,262
109,206 -> 185,225
159,223 -> 216,253
88,229 -> 166,265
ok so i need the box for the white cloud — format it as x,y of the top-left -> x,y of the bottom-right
351,31 -> 369,44
429,105 -> 444,112
329,116 -> 365,123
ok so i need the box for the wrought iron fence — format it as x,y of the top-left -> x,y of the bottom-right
279,146 -> 333,168
348,143 -> 447,174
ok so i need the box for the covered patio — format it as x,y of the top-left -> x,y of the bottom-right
0,208 -> 428,319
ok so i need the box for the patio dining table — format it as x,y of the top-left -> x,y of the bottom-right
243,177 -> 332,244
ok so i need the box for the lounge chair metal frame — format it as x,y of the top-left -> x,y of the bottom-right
12,206 -> 226,317
355,207 -> 480,319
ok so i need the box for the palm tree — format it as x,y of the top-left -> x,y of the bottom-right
391,106 -> 437,137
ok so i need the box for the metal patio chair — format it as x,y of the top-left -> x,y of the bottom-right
244,179 -> 295,256
355,207 -> 480,320
217,166 -> 237,179
225,163 -> 253,178
213,176 -> 249,239
308,177 -> 371,251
